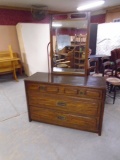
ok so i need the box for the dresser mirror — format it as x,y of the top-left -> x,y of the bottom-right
50,12 -> 90,75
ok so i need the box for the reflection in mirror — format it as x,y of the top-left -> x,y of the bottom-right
51,12 -> 90,75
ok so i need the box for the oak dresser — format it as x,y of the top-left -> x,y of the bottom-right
24,72 -> 106,135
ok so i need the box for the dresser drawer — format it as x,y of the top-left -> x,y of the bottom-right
26,82 -> 102,99
77,88 -> 102,99
64,87 -> 102,99
28,93 -> 101,117
26,82 -> 59,94
30,107 -> 99,132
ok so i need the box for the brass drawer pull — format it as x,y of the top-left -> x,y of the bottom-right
57,115 -> 66,120
79,91 -> 85,95
39,86 -> 46,91
56,101 -> 66,107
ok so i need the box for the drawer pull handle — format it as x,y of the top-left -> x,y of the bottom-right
79,91 -> 85,95
57,115 -> 66,120
39,86 -> 46,91
56,101 -> 66,107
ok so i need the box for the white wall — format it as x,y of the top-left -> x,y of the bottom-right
16,23 -> 50,76
96,23 -> 120,56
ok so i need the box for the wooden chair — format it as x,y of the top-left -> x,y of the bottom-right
102,61 -> 115,78
115,59 -> 120,78
110,48 -> 120,62
101,56 -> 110,63
88,58 -> 98,75
106,77 -> 120,104
103,60 -> 120,104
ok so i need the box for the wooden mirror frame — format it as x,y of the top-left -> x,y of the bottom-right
50,12 -> 91,76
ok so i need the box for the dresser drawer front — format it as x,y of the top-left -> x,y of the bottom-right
30,107 -> 99,132
64,88 -> 78,95
28,94 -> 101,117
26,82 -> 102,99
77,88 -> 102,99
26,83 -> 59,94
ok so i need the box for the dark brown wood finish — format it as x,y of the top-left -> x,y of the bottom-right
24,72 -> 106,135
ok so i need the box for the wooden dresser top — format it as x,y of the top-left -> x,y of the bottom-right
24,72 -> 106,89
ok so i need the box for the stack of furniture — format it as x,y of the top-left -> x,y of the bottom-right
0,45 -> 22,81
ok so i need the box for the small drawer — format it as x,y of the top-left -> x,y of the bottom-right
64,88 -> 78,96
28,93 -> 101,117
30,107 -> 99,132
26,83 -> 59,94
78,88 -> 102,99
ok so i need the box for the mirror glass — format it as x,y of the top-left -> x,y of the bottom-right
51,12 -> 90,75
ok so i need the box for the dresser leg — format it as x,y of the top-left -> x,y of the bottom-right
28,115 -> 32,122
29,119 -> 32,122
98,131 -> 101,136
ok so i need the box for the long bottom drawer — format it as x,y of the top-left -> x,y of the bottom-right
30,106 -> 99,133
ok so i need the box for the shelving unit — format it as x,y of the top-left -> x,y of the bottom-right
71,34 -> 87,46
74,45 -> 86,69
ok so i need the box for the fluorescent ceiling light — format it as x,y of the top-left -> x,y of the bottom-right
77,0 -> 105,11
52,23 -> 62,27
